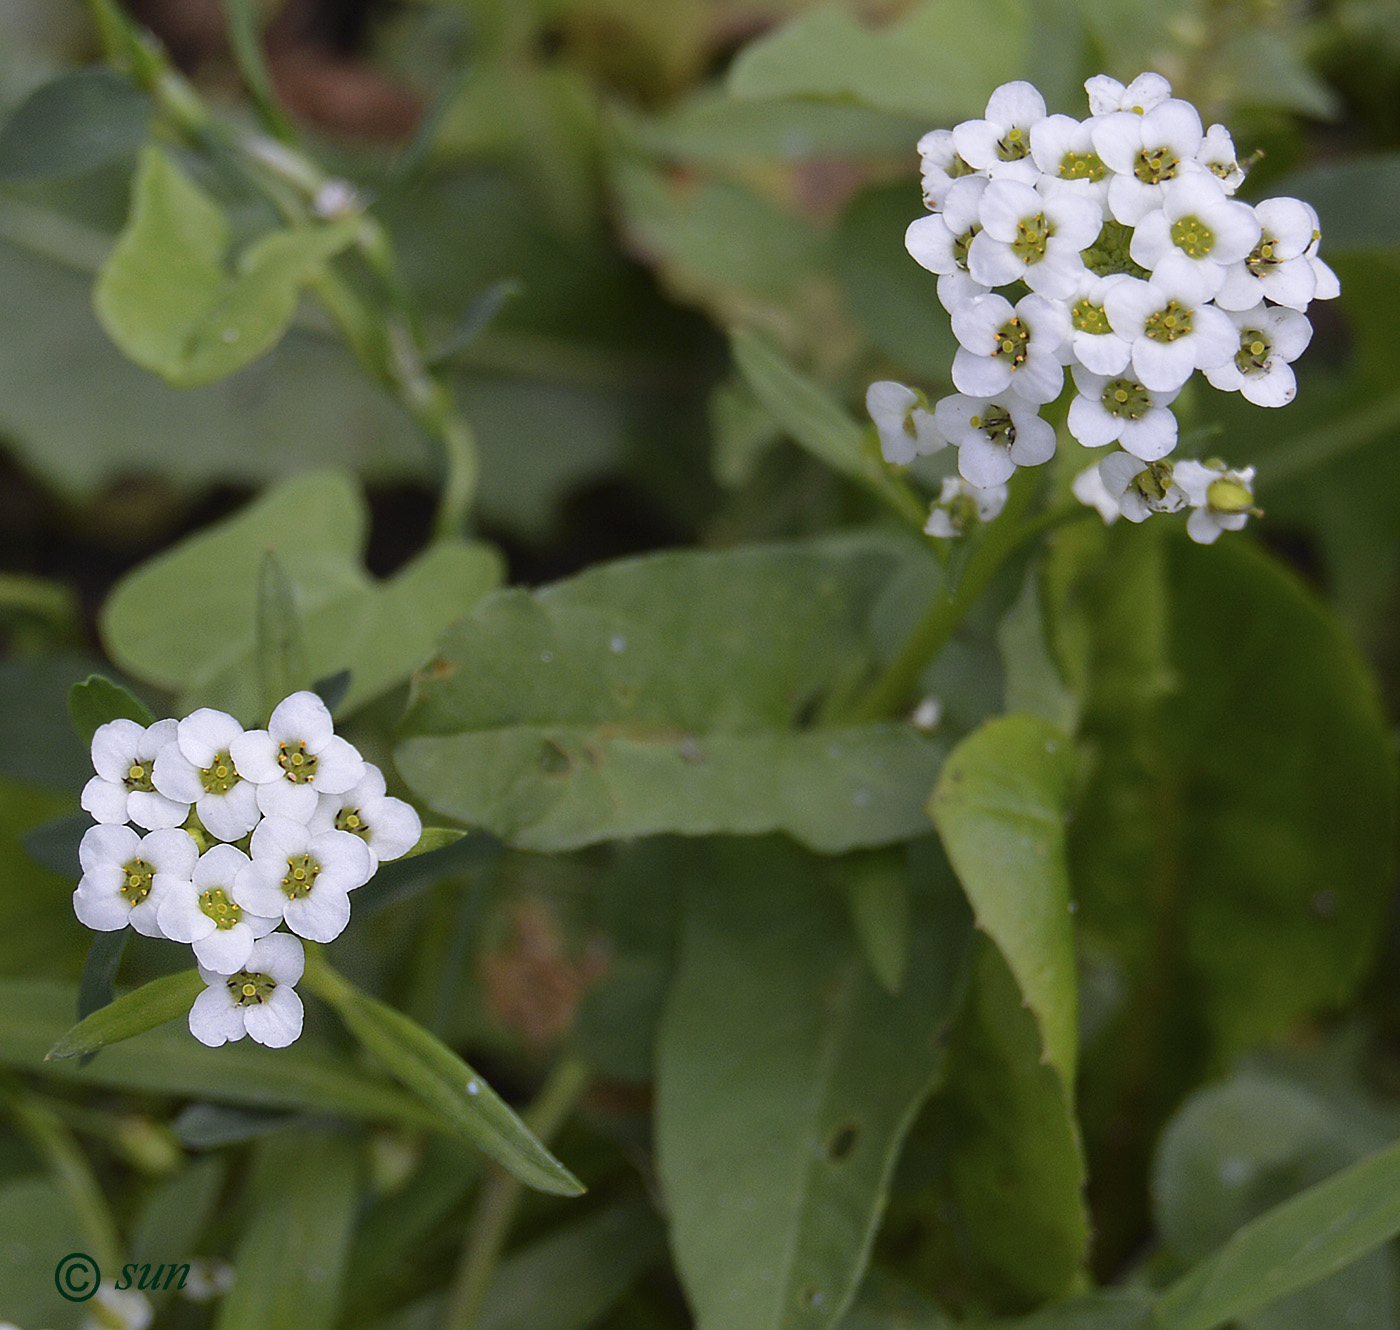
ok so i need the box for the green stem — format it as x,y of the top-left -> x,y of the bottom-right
439,1056 -> 591,1330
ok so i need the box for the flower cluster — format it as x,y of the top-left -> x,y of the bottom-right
869,72 -> 1336,539
75,692 -> 421,1048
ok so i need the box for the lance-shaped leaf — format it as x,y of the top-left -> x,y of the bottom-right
396,533 -> 950,853
302,954 -> 584,1197
95,147 -> 359,386
47,970 -> 204,1061
656,838 -> 973,1330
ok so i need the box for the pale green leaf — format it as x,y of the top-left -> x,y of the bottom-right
67,673 -> 153,743
46,970 -> 204,1060
0,69 -> 151,181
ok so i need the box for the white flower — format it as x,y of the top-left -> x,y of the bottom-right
1197,123 -> 1245,192
952,80 -> 1046,182
1103,274 -> 1238,391
1099,451 -> 1188,523
307,764 -> 422,872
951,291 -> 1070,404
81,718 -> 188,831
905,175 -> 991,312
866,381 -> 943,465
1175,459 -> 1258,543
1302,204 -> 1340,301
157,844 -> 280,973
151,707 -> 260,842
81,1283 -> 152,1330
967,179 -> 1101,299
1214,197 -> 1321,312
1072,462 -> 1122,523
917,127 -> 981,209
189,933 -> 305,1049
1030,114 -> 1112,205
1204,304 -> 1313,406
233,815 -> 372,942
1084,72 -> 1173,117
74,824 -> 196,937
1093,99 -> 1206,225
923,476 -> 1008,538
1064,272 -> 1134,374
229,691 -> 365,823
1129,172 -> 1260,300
1068,365 -> 1180,459
932,392 -> 1057,487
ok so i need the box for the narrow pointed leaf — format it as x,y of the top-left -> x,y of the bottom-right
304,957 -> 584,1196
47,969 -> 204,1060
257,548 -> 308,721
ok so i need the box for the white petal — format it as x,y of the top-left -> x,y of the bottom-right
365,797 -> 422,862
307,735 -> 364,794
231,859 -> 289,919
192,926 -> 256,974
198,782 -> 261,842
141,827 -> 199,877
269,691 -> 334,748
126,789 -> 189,832
965,233 -> 1026,288
252,932 -> 306,984
91,719 -> 143,782
957,434 -> 1016,488
256,778 -> 319,823
1073,329 -> 1133,375
905,215 -> 958,275
1256,260 -> 1319,312
985,80 -> 1046,127
1106,174 -> 1162,226
189,986 -> 245,1047
950,293 -> 1013,353
1084,75 -> 1127,117
250,815 -> 311,862
73,881 -> 131,931
1187,507 -> 1224,544
1007,411 -> 1057,466
1068,394 -> 1121,447
1010,352 -> 1063,404
81,776 -> 130,825
311,829 -> 373,892
952,348 -> 1013,397
284,887 -> 351,943
152,746 -> 203,803
229,730 -> 280,783
1133,335 -> 1197,392
1117,408 -> 1179,460
177,708 -> 245,768
1240,361 -> 1297,407
244,986 -> 304,1048
978,180 -> 1042,241
1189,304 -> 1242,371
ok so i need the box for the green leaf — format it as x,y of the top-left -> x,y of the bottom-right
656,838 -> 973,1330
997,564 -> 1079,734
75,930 -> 128,1066
302,955 -> 584,1197
0,979 -> 443,1129
930,713 -> 1079,1091
0,1176 -> 88,1330
935,942 -> 1090,1308
730,327 -> 925,525
46,970 -> 205,1060
100,470 -> 503,721
843,849 -> 911,995
0,69 -> 151,181
94,147 -> 359,386
214,1132 -> 358,1330
402,826 -> 468,859
727,0 -> 1029,123
257,549 -> 309,721
1154,1134 -> 1400,1330
1276,155 -> 1400,253
396,533 -> 949,853
68,673 -> 153,742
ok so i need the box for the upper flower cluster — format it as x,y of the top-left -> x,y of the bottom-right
869,72 -> 1336,540
75,691 -> 421,1048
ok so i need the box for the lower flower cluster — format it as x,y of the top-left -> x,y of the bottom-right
74,690 -> 421,1048
869,70 -> 1333,541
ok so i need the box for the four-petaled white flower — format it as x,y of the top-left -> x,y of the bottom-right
307,764 -> 423,873
1196,123 -> 1245,192
1099,451 -> 1188,523
1175,459 -> 1258,544
866,380 -> 944,465
1068,365 -> 1180,460
923,476 -> 1009,538
1103,275 -> 1238,392
230,691 -> 366,822
906,175 -> 992,312
951,292 -> 1070,404
157,843 -> 280,973
932,391 -> 1058,487
1214,196 -> 1321,312
1084,72 -> 1173,118
1128,173 -> 1260,299
234,815 -> 372,942
1204,304 -> 1313,407
74,824 -> 196,937
917,128 -> 977,209
952,81 -> 1046,181
1092,98 -> 1205,225
1030,114 -> 1111,205
189,932 -> 306,1049
152,707 -> 260,842
1063,272 -> 1135,375
967,179 -> 1101,299
81,718 -> 188,831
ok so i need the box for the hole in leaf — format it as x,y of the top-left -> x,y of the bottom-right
824,1122 -> 859,1161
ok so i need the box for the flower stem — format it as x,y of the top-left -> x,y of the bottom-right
439,1056 -> 591,1330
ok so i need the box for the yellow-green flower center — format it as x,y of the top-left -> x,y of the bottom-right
200,750 -> 240,796
951,226 -> 979,272
1245,233 -> 1282,276
1170,214 -> 1215,259
1144,300 -> 1194,343
277,740 -> 318,785
996,126 -> 1030,162
120,858 -> 154,904
1133,145 -> 1178,185
1083,221 -> 1150,279
227,969 -> 276,1007
334,807 -> 371,841
1133,460 -> 1177,504
1011,213 -> 1053,265
1071,299 -> 1112,336
993,317 -> 1031,366
282,852 -> 321,900
1059,150 -> 1106,182
1100,377 -> 1153,421
1234,328 -> 1271,373
123,763 -> 154,793
968,409 -> 1017,446
199,887 -> 244,931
